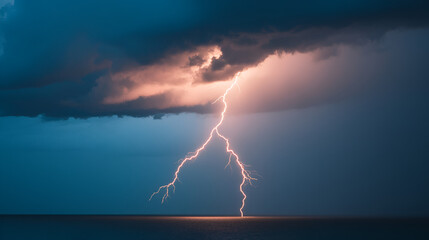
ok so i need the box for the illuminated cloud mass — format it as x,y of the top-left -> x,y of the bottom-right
0,0 -> 428,118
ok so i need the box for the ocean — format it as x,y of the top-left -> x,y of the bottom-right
1,216 -> 429,239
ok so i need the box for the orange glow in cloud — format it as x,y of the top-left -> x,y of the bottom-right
101,46 -> 228,108
96,43 -> 353,115
99,46 -> 341,112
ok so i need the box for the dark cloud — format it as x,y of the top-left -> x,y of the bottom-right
188,55 -> 204,66
0,0 -> 428,118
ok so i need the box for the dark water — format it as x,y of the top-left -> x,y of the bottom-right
1,216 -> 429,240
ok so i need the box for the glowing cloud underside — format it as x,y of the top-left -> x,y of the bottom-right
150,72 -> 256,217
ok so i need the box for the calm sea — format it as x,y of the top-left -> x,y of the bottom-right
1,216 -> 429,240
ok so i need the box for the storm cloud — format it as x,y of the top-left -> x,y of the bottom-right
0,0 -> 428,118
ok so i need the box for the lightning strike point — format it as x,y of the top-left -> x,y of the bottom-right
150,72 -> 256,217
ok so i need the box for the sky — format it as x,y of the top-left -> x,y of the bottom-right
1,0 -> 429,216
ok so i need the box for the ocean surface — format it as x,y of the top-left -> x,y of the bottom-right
1,216 -> 429,240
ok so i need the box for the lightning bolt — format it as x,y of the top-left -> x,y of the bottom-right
150,72 -> 256,217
